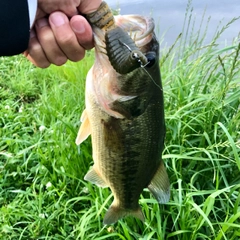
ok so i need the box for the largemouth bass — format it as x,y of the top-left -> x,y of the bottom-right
76,1 -> 170,225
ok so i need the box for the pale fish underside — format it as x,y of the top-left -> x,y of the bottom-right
76,1 -> 170,225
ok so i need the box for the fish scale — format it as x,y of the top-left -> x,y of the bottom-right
76,1 -> 170,225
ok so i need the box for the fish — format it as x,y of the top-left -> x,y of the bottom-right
76,1 -> 170,225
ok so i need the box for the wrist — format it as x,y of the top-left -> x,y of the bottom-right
27,0 -> 38,28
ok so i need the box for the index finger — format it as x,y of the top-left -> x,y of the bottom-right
70,15 -> 94,50
77,0 -> 102,14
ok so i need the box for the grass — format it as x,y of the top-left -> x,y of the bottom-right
0,3 -> 240,240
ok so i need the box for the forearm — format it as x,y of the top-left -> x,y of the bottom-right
0,0 -> 37,56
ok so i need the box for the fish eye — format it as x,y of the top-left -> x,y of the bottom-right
145,52 -> 156,67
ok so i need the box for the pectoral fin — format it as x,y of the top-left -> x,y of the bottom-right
148,161 -> 170,204
75,109 -> 91,145
84,168 -> 108,188
109,95 -> 150,119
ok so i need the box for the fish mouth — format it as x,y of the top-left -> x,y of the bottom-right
114,15 -> 155,48
92,15 -> 156,75
93,15 -> 155,53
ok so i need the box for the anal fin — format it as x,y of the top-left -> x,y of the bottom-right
148,161 -> 170,204
75,109 -> 91,145
84,168 -> 108,188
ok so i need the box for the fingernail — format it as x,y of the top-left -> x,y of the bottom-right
36,18 -> 48,28
50,12 -> 66,27
71,20 -> 85,34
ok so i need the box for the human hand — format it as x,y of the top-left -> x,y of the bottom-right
24,0 -> 102,68
37,0 -> 102,17
37,0 -> 80,18
24,12 -> 94,68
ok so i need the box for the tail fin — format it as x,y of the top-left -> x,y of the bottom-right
103,203 -> 144,225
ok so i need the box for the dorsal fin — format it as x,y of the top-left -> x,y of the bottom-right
148,161 -> 170,203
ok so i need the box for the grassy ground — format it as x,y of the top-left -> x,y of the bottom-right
0,9 -> 240,240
